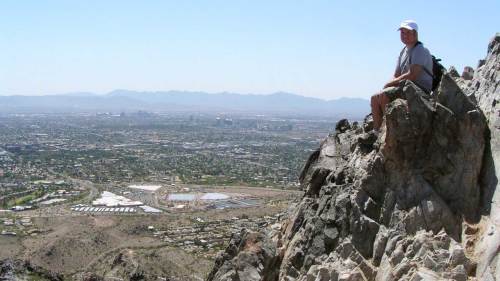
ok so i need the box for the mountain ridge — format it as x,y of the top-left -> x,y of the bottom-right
0,90 -> 369,118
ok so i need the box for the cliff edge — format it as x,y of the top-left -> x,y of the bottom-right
207,34 -> 500,281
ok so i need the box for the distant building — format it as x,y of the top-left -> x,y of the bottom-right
11,205 -> 33,211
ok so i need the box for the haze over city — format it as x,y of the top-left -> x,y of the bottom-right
1,0 -> 498,100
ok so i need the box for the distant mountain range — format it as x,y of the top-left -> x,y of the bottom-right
0,90 -> 369,119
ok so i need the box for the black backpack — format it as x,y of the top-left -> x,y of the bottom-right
426,55 -> 445,91
407,42 -> 445,92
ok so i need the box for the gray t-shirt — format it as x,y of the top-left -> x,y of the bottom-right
396,43 -> 433,92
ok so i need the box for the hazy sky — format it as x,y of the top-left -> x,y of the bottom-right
1,1 -> 498,100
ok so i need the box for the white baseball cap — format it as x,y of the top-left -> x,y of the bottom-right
398,20 -> 418,32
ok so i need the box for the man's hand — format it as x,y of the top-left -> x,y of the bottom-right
383,64 -> 423,88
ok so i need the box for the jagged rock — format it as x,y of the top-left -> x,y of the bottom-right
79,273 -> 104,281
336,119 -> 351,133
208,35 -> 499,281
409,268 -> 440,281
207,230 -> 280,281
357,131 -> 378,152
305,167 -> 331,196
464,33 -> 500,281
0,259 -> 63,281
457,33 -> 499,124
448,66 -> 460,78
461,66 -> 474,80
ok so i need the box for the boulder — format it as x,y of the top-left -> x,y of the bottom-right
461,66 -> 474,80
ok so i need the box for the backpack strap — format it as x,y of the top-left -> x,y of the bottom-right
399,46 -> 408,68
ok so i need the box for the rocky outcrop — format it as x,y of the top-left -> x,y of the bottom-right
0,259 -> 63,281
462,66 -> 475,81
455,33 -> 500,281
208,34 -> 499,281
207,229 -> 282,281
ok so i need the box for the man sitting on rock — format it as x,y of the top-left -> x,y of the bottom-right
370,20 -> 433,131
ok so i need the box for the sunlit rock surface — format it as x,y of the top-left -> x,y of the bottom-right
208,34 -> 499,281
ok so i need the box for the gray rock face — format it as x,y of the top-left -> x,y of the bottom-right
208,35 -> 499,281
462,66 -> 475,80
457,33 -> 500,281
0,259 -> 63,281
448,66 -> 460,78
207,229 -> 281,281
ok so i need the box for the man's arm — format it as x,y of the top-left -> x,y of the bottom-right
383,64 -> 423,88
